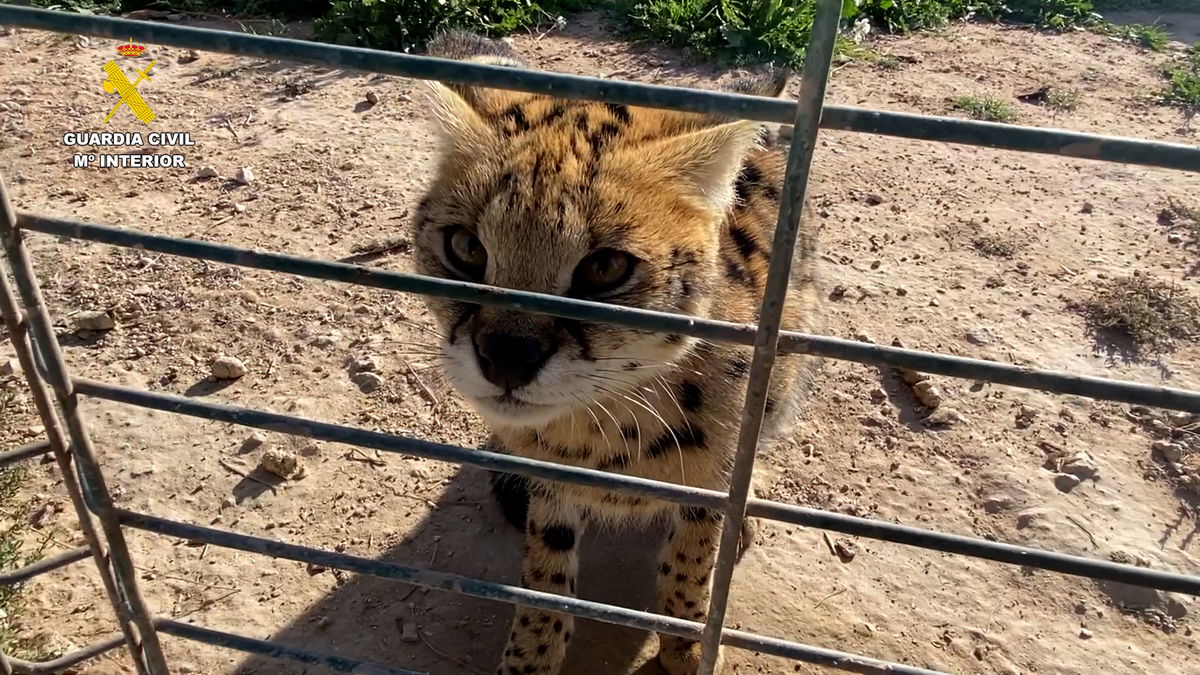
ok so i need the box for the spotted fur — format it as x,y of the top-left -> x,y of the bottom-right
412,30 -> 819,675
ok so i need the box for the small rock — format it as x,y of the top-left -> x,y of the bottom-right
966,328 -> 995,346
0,358 -> 19,376
863,193 -> 884,206
399,617 -> 420,643
1079,628 -> 1093,639
235,167 -> 254,185
179,49 -> 200,64
211,356 -> 247,380
195,166 -> 219,179
297,441 -> 320,457
316,615 -> 332,630
241,432 -> 266,452
1053,472 -> 1081,493
1061,452 -> 1099,480
349,355 -> 378,374
870,259 -> 882,270
897,368 -> 926,386
1016,508 -> 1047,529
1152,440 -> 1184,464
1015,405 -> 1038,429
912,381 -> 942,409
1080,202 -> 1094,214
1168,232 -> 1184,245
1167,411 -> 1194,427
983,494 -> 1016,514
830,285 -> 848,301
74,310 -> 115,331
220,496 -> 236,510
258,448 -> 300,479
352,371 -> 384,393
869,387 -> 887,402
833,539 -> 858,562
311,334 -> 339,348
925,407 -> 965,428
853,331 -> 874,343
928,297 -> 940,307
233,203 -> 246,213
366,91 -> 381,104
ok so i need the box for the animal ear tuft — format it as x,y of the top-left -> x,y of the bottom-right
423,81 -> 497,162
645,121 -> 763,211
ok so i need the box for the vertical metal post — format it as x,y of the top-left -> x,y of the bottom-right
0,174 -> 170,675
696,1 -> 842,672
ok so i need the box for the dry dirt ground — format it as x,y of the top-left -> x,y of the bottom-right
1,10 -> 1199,675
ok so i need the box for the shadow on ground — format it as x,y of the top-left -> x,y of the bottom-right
232,464 -> 668,675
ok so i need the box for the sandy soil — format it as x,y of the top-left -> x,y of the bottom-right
1,10 -> 1198,675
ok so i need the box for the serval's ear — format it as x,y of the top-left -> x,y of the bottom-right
425,29 -> 528,114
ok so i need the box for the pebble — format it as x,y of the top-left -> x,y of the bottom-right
1015,405 -> 1038,428
195,166 -> 219,179
869,387 -> 887,402
352,371 -> 384,393
1168,232 -> 1184,245
1060,452 -> 1100,480
211,355 -> 247,380
1168,411 -> 1194,427
983,494 -> 1016,514
912,380 -> 942,409
1079,628 -> 1093,639
0,358 -> 19,376
925,407 -> 965,427
1053,472 -> 1081,493
853,331 -> 874,343
220,496 -> 236,510
833,539 -> 858,561
1016,508 -> 1048,529
298,441 -> 321,457
366,91 -> 381,104
74,310 -> 115,331
349,355 -> 378,373
966,328 -> 996,345
1152,440 -> 1184,464
258,448 -> 300,479
179,49 -> 200,63
241,432 -> 266,452
235,167 -> 254,185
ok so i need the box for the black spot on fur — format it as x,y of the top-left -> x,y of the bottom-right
522,666 -> 535,674
575,113 -> 590,132
735,162 -> 764,205
588,122 -> 620,157
721,253 -> 755,287
679,381 -> 703,411
531,569 -> 545,582
550,572 -> 567,586
553,619 -> 563,633
659,563 -> 671,575
765,396 -> 777,414
501,104 -> 531,134
563,630 -> 572,643
681,506 -> 720,522
540,104 -> 567,127
508,667 -> 521,675
542,525 -> 576,551
685,600 -> 696,608
664,333 -> 683,344
511,647 -> 525,658
623,361 -> 640,371
646,425 -> 706,458
726,355 -> 751,378
536,645 -> 548,656
488,468 -> 529,531
520,616 -> 530,627
675,573 -> 687,582
597,453 -> 631,471
729,226 -> 759,259
605,102 -> 632,124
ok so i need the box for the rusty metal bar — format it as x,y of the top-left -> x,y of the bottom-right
6,634 -> 125,675
0,440 -> 51,468
0,547 -> 90,586
697,0 -> 842,671
0,176 -> 169,674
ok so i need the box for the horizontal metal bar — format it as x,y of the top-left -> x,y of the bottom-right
746,499 -> 1200,596
0,440 -> 51,468
73,377 -> 729,511
0,6 -> 1197,173
25,215 -> 1200,413
0,547 -> 90,586
122,509 -> 705,640
722,628 -> 946,675
155,619 -> 427,675
77,375 -> 1200,597
122,510 -> 946,675
7,634 -> 124,675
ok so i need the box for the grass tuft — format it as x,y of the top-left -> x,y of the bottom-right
954,94 -> 1018,122
1076,275 -> 1200,355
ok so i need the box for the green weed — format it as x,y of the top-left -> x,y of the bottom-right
1161,44 -> 1200,121
954,94 -> 1018,122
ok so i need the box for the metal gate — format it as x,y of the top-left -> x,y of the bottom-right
1,2 -> 1199,674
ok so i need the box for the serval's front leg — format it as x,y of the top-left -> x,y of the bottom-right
656,505 -> 726,675
497,483 -> 581,675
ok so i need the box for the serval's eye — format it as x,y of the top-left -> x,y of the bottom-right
572,249 -> 636,296
444,227 -> 487,280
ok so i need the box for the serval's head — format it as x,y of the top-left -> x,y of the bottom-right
410,31 -> 787,428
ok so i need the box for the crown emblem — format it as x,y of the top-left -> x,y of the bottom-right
117,38 -> 145,58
